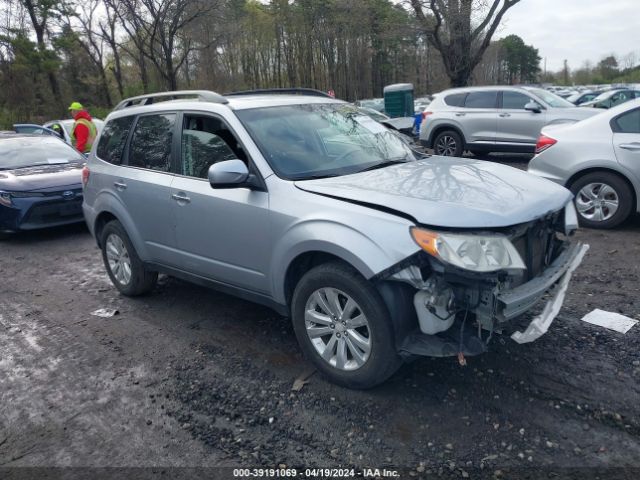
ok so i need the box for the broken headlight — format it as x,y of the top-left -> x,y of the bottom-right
410,227 -> 526,272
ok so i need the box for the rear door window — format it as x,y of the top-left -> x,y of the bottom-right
464,91 -> 498,109
128,113 -> 176,172
96,116 -> 135,165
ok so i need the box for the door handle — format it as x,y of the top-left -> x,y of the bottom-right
619,143 -> 640,151
113,181 -> 127,190
499,113 -> 511,117
171,193 -> 191,203
455,113 -> 466,117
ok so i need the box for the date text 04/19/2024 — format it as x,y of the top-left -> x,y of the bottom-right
232,468 -> 400,478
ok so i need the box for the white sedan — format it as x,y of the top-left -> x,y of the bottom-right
528,99 -> 640,229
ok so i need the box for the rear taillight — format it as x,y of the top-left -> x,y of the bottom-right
82,166 -> 90,186
422,111 -> 433,121
535,134 -> 557,154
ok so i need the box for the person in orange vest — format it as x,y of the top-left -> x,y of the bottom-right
68,102 -> 97,154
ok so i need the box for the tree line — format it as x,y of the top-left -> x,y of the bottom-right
1,0 -> 543,125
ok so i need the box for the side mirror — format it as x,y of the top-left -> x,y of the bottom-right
524,101 -> 542,113
208,159 -> 261,189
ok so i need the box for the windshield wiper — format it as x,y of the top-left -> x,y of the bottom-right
354,157 -> 411,174
294,173 -> 341,180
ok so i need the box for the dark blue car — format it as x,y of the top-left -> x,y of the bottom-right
0,134 -> 85,238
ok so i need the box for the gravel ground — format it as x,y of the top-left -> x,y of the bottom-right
1,154 -> 639,479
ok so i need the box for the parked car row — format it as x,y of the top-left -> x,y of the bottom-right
415,84 -> 640,230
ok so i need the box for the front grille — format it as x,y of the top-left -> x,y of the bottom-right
512,216 -> 560,281
21,199 -> 83,227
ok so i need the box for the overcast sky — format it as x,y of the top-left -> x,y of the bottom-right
497,0 -> 639,72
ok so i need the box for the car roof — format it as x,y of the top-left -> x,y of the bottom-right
0,133 -> 72,145
439,85 -> 535,94
0,132 -> 41,139
106,95 -> 345,121
45,118 -> 104,126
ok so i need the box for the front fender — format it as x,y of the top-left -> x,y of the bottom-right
270,218 -> 419,305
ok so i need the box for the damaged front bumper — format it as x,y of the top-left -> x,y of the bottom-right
506,242 -> 589,343
388,241 -> 589,358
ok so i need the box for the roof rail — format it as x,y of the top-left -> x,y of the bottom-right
224,88 -> 333,98
113,90 -> 228,111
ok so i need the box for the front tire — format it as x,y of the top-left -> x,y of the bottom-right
291,262 -> 402,389
433,130 -> 464,157
570,172 -> 633,229
101,220 -> 158,296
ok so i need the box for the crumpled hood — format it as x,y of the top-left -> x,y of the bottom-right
0,163 -> 83,192
295,157 -> 572,228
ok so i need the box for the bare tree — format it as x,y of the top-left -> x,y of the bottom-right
409,0 -> 521,87
106,0 -> 152,91
66,0 -> 112,106
99,0 -> 124,98
113,0 -> 219,91
20,0 -> 62,98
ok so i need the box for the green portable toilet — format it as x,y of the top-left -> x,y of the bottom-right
383,83 -> 414,118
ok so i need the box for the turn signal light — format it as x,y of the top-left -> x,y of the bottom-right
410,227 -> 439,257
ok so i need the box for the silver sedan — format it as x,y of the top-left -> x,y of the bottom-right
528,99 -> 640,228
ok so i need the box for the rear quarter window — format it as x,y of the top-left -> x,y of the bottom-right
444,93 -> 467,107
97,116 -> 135,165
613,108 -> 640,134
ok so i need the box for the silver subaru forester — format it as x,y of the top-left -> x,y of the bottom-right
82,90 -> 588,389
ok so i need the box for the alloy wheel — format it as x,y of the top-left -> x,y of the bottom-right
435,135 -> 457,156
575,182 -> 619,222
105,233 -> 132,286
304,287 -> 371,371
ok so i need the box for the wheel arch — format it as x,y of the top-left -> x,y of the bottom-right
281,250 -> 419,349
283,251 -> 357,309
91,193 -> 149,259
428,124 -> 466,150
94,211 -> 118,248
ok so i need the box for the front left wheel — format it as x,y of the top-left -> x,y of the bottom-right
291,262 -> 402,389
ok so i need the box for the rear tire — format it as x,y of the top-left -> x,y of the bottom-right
291,262 -> 402,389
570,172 -> 633,229
433,130 -> 464,157
100,220 -> 157,296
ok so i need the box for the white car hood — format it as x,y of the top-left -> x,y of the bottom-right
295,157 -> 572,228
